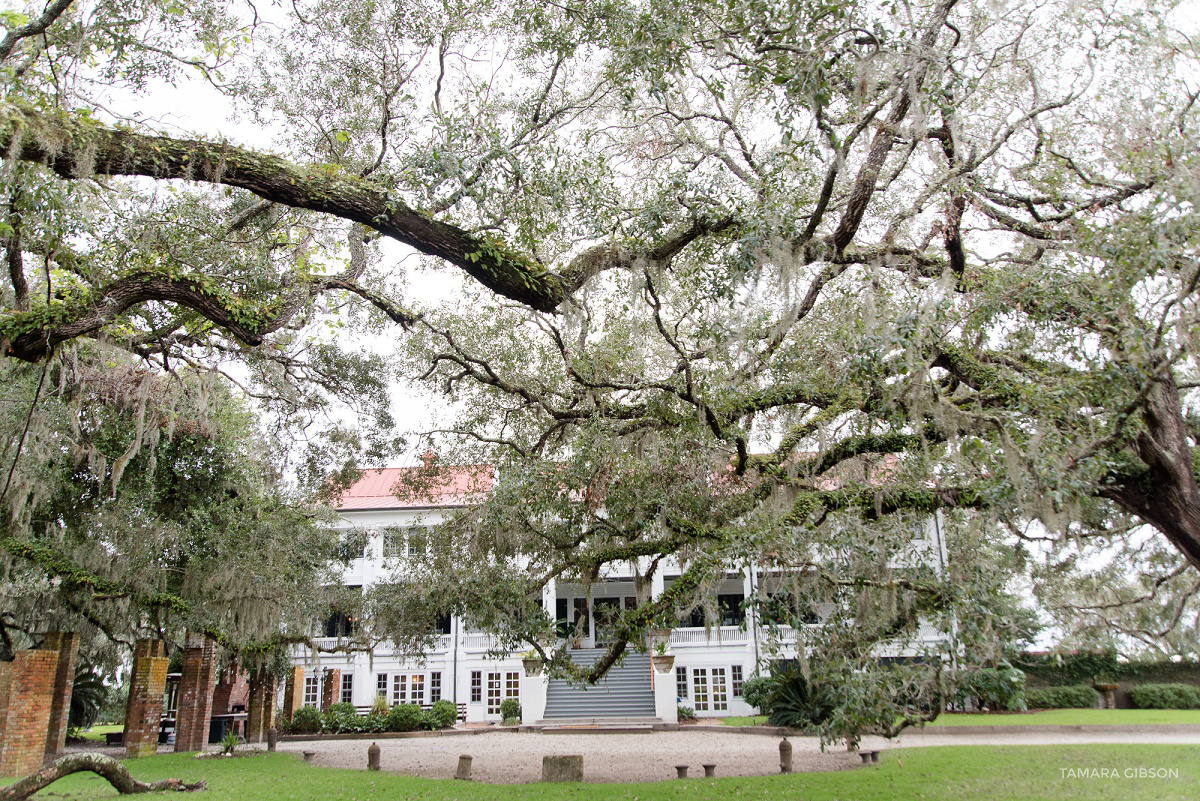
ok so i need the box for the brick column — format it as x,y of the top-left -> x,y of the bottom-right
320,668 -> 341,710
246,668 -> 277,743
282,665 -> 304,721
0,650 -> 60,776
174,632 -> 218,752
42,631 -> 79,759
124,639 -> 168,759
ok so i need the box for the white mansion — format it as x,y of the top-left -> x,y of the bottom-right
290,467 -> 950,724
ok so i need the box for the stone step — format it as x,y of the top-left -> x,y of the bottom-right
541,724 -> 657,734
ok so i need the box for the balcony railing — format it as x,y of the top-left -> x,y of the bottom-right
669,626 -> 749,645
460,633 -> 500,651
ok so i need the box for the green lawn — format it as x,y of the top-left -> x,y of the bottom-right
75,724 -> 123,742
721,709 -> 1200,727
7,745 -> 1197,801
924,709 -> 1200,727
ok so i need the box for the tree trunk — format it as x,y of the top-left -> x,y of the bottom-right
1101,377 -> 1200,571
0,753 -> 205,801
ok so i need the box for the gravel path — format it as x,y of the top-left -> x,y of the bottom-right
277,730 -> 859,783
272,727 -> 1200,784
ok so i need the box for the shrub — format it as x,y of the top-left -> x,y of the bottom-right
1129,683 -> 1200,710
425,700 -> 458,730
68,667 -> 109,730
742,676 -> 773,715
957,665 -> 1027,712
499,698 -> 521,723
677,705 -> 696,721
364,712 -> 389,732
289,706 -> 322,733
1025,685 -> 1099,709
322,702 -> 363,734
386,702 -> 424,731
766,668 -> 834,729
370,693 -> 389,716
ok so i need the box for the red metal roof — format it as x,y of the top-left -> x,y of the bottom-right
336,466 -> 493,511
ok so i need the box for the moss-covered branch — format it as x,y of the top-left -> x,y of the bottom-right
0,753 -> 204,800
0,103 -> 566,313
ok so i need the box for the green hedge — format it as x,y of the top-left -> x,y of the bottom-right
1015,652 -> 1200,688
283,701 -> 457,733
1129,683 -> 1200,710
1025,685 -> 1099,709
957,666 -> 1026,712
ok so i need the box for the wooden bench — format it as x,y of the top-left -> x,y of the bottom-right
105,731 -> 124,746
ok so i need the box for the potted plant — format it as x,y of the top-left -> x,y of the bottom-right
648,627 -> 673,647
651,642 -> 675,673
521,650 -> 543,676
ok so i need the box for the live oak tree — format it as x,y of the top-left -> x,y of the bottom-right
0,344 -> 344,664
3,0 -> 1200,727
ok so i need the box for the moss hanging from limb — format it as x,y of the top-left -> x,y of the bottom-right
0,103 -> 566,314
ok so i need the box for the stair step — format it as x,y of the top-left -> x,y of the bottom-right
542,724 -> 656,734
542,651 -> 656,719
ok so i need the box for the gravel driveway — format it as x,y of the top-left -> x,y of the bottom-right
271,726 -> 1200,784
275,730 -> 859,783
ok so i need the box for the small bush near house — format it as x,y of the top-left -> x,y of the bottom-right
371,693 -> 389,716
499,698 -> 521,723
766,668 -> 835,729
1129,683 -> 1200,709
957,665 -> 1027,712
425,700 -> 458,730
364,712 -> 389,732
1025,685 -> 1099,709
289,706 -> 322,733
387,702 -> 424,731
322,702 -> 363,734
741,676 -> 773,715
677,705 -> 697,721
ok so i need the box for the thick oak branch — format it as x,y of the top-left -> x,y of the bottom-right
0,753 -> 205,801
0,104 -> 566,312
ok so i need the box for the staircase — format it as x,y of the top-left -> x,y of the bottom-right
541,649 -> 657,720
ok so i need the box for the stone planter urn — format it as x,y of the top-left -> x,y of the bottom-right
651,654 -> 676,674
522,658 -> 543,676
648,628 -> 673,649
1095,682 -> 1119,709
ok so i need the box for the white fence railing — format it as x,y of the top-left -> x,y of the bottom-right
669,626 -> 749,645
460,633 -> 500,651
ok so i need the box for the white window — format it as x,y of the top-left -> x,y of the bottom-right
383,529 -> 404,559
376,673 -> 388,699
410,674 -> 425,705
341,673 -> 354,704
676,666 -> 688,700
471,671 -> 482,703
693,668 -> 709,712
392,674 -> 407,704
486,672 -> 503,715
430,671 -> 442,702
712,667 -> 728,711
303,676 -> 319,707
731,665 -> 744,697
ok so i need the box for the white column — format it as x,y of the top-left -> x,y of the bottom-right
654,662 -> 678,722
650,570 -> 666,600
520,667 -> 548,724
